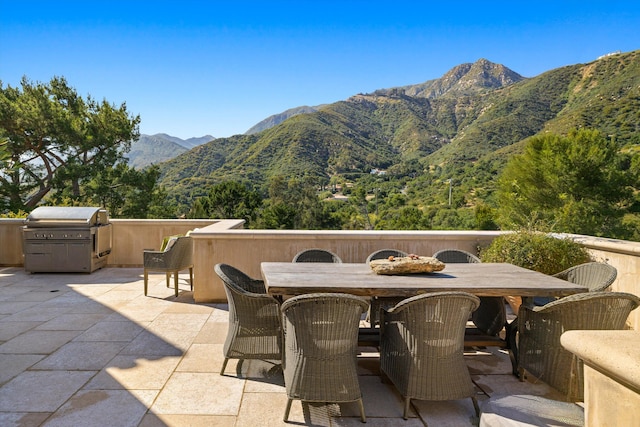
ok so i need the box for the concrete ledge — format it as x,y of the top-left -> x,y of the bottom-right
561,330 -> 640,393
562,330 -> 640,426
562,233 -> 640,257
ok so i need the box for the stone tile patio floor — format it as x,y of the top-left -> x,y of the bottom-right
0,267 -> 565,427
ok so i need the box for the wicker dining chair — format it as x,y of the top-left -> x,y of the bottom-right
380,291 -> 481,419
433,249 -> 507,337
554,262 -> 617,291
366,249 -> 409,326
534,261 -> 618,306
143,235 -> 193,297
214,263 -> 283,376
292,248 -> 342,263
365,248 -> 409,263
281,293 -> 369,423
432,248 -> 481,264
518,291 -> 640,401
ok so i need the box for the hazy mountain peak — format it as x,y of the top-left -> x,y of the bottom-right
245,106 -> 323,135
126,133 -> 214,169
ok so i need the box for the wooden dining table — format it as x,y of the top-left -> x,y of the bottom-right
261,261 -> 588,375
260,262 -> 587,300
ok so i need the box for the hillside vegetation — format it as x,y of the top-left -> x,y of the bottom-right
157,50 -> 640,222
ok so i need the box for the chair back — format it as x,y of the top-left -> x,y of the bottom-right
380,292 -> 480,401
214,263 -> 266,294
434,248 -> 505,335
433,248 -> 481,263
366,249 -> 408,263
527,291 -> 639,329
519,291 -> 640,400
281,293 -> 368,402
382,291 -> 480,348
213,263 -> 282,367
145,236 -> 193,269
554,262 -> 617,292
292,248 -> 342,263
214,263 -> 269,325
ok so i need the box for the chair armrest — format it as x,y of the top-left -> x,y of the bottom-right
552,270 -> 569,280
517,305 -> 535,331
143,251 -> 169,268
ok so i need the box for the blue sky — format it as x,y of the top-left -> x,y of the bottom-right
2,1 -> 639,139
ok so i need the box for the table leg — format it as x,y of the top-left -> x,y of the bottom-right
505,319 -> 519,376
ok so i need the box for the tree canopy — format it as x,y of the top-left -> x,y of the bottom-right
0,76 -> 140,212
495,129 -> 636,237
187,181 -> 263,224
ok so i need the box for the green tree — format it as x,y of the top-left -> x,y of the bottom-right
375,206 -> 428,230
430,207 -> 475,230
0,138 -> 12,212
0,76 -> 140,212
188,181 -> 262,224
330,200 -> 369,230
495,129 -> 634,237
254,175 -> 339,229
78,164 -> 172,218
475,204 -> 499,230
256,203 -> 298,229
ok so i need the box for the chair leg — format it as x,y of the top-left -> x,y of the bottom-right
505,320 -> 519,375
165,272 -> 171,288
471,396 -> 480,417
143,270 -> 148,296
403,397 -> 411,420
220,358 -> 229,375
189,267 -> 194,291
174,271 -> 179,297
283,398 -> 293,422
518,367 -> 526,381
357,398 -> 366,423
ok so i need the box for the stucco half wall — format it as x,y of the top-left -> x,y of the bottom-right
190,227 -> 501,302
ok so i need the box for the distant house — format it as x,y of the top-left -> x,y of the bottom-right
597,51 -> 621,60
370,168 -> 387,175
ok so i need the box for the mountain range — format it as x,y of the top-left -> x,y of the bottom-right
126,59 -> 525,168
125,134 -> 214,169
147,49 -> 640,209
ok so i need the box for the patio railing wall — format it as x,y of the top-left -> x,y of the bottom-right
2,218 -> 638,329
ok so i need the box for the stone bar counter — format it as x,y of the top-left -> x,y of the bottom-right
561,330 -> 640,427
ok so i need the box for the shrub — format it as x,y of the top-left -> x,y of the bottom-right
480,230 -> 591,275
0,210 -> 28,218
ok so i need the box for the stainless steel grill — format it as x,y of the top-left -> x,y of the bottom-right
23,206 -> 112,273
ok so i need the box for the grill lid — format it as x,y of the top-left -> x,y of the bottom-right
25,206 -> 109,227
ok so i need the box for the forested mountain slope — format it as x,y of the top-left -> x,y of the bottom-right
158,50 -> 640,209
